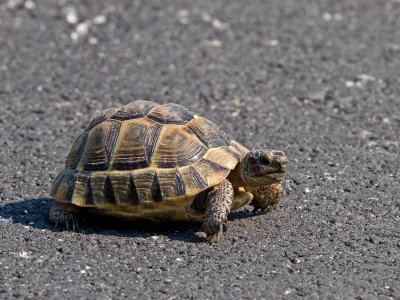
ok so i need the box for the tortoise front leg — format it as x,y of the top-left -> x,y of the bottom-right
49,202 -> 80,230
247,183 -> 284,212
202,179 -> 233,243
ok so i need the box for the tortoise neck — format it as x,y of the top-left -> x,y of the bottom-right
227,163 -> 248,188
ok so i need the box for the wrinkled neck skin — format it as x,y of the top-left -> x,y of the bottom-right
227,161 -> 252,189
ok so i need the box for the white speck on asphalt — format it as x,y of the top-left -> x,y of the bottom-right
212,18 -> 228,30
19,251 -> 30,258
357,74 -> 376,82
208,39 -> 222,47
64,6 -> 79,25
76,22 -> 89,35
70,31 -> 79,41
93,15 -> 107,25
88,37 -> 98,45
304,188 -> 311,194
269,39 -> 279,46
322,12 -> 332,21
201,12 -> 211,23
284,288 -> 293,295
24,0 -> 36,10
177,10 -> 189,25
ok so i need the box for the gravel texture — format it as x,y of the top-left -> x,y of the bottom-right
0,0 -> 399,299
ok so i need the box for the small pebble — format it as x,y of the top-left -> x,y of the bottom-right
76,22 -> 89,35
88,37 -> 98,45
284,289 -> 293,295
208,39 -> 222,47
64,6 -> 79,25
322,12 -> 332,21
201,12 -> 211,23
24,0 -> 36,10
70,32 -> 79,41
269,39 -> 279,46
19,251 -> 30,258
93,15 -> 107,25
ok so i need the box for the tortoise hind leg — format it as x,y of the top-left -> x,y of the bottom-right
49,202 -> 80,230
202,179 -> 233,243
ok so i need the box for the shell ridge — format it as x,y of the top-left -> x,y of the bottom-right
128,174 -> 140,204
104,175 -> 116,204
190,166 -> 208,190
145,123 -> 163,165
65,170 -> 78,202
85,173 -> 94,205
65,132 -> 88,170
150,172 -> 162,202
105,121 -> 122,168
174,170 -> 186,196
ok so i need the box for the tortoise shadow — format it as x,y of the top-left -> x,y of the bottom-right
0,198 -> 257,243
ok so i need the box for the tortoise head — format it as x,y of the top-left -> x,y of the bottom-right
240,149 -> 287,187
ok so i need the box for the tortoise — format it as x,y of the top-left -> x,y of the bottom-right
49,100 -> 287,242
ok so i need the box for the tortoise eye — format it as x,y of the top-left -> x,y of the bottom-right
260,157 -> 271,165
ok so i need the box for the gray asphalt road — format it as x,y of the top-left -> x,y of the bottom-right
0,0 -> 399,299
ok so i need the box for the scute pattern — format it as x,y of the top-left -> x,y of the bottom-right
151,126 -> 208,168
147,103 -> 194,124
186,117 -> 231,148
110,100 -> 157,120
86,108 -> 117,131
52,100 -> 249,207
65,132 -> 88,169
79,119 -> 121,171
111,119 -> 161,170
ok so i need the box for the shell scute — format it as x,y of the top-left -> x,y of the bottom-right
186,117 -> 231,148
110,100 -> 157,120
65,132 -> 88,170
86,108 -> 117,131
110,119 -> 163,170
79,119 -> 121,171
150,125 -> 208,168
146,103 -> 194,124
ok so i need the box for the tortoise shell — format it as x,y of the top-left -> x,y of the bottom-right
50,100 -> 248,220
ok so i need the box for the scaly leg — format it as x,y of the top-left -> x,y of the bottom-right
202,180 -> 233,242
49,202 -> 80,230
246,183 -> 284,212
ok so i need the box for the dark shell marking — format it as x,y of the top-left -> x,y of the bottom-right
147,103 -> 194,125
51,100 -> 248,207
110,100 -> 157,120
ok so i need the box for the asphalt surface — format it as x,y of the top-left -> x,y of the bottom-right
0,0 -> 399,299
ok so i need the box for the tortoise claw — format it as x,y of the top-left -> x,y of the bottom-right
49,204 -> 79,231
252,205 -> 273,214
206,225 -> 223,243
